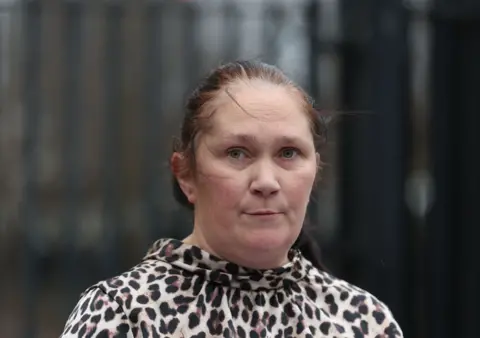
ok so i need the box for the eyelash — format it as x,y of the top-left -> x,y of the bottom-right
226,147 -> 301,160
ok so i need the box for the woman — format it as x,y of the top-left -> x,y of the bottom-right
61,60 -> 403,337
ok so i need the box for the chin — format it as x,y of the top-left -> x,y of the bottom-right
242,230 -> 292,252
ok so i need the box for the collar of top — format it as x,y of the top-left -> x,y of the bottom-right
143,238 -> 312,291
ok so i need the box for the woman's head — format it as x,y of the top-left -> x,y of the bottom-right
171,60 -> 327,269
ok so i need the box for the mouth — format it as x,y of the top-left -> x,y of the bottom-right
245,210 -> 282,216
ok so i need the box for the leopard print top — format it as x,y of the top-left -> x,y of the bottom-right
60,238 -> 403,337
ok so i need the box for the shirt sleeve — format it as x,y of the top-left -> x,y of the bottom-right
60,287 -> 133,338
366,296 -> 404,338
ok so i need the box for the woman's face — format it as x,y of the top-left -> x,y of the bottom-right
178,80 -> 319,268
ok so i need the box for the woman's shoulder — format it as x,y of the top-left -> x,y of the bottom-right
303,267 -> 403,337
60,258 -> 183,337
82,257 -> 181,306
61,285 -> 130,337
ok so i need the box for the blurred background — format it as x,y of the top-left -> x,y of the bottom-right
0,0 -> 479,337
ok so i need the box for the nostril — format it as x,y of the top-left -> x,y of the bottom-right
252,187 -> 279,197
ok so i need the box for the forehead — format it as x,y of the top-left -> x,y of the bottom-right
208,81 -> 311,135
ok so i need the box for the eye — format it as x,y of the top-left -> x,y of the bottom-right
227,148 -> 247,160
280,148 -> 299,159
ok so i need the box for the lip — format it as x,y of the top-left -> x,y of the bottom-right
245,210 -> 282,216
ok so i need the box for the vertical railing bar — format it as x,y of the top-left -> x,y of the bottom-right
0,7 -> 4,91
21,1 -> 41,337
61,0 -> 84,309
306,0 -> 321,228
261,1 -> 285,64
183,2 -> 201,91
404,1 -> 433,335
166,1 -> 202,238
102,0 -> 124,277
143,1 -> 163,244
313,0 -> 341,249
82,0 -> 106,284
221,1 -> 241,62
365,0 -> 410,330
425,4 -> 479,336
121,0 -> 145,255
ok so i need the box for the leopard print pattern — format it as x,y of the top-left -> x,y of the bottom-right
60,238 -> 403,337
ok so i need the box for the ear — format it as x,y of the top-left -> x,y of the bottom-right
171,152 -> 197,204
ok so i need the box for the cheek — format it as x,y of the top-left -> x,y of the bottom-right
198,174 -> 245,208
284,170 -> 316,206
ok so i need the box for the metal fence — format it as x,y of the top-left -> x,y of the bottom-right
0,0 -> 479,337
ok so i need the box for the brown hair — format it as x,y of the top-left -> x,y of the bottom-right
171,60 -> 329,271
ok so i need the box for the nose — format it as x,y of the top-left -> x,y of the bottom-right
249,160 -> 280,198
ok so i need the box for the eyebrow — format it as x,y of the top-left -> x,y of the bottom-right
221,133 -> 309,147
